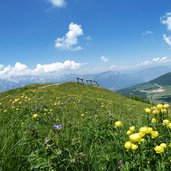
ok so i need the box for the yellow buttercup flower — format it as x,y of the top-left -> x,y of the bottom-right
156,103 -> 163,110
167,123 -> 171,129
145,108 -> 151,113
163,104 -> 170,109
114,121 -> 123,127
131,143 -> 138,151
147,127 -> 153,133
32,114 -> 39,119
139,127 -> 149,134
129,126 -> 135,132
151,118 -> 157,123
124,141 -> 132,150
126,130 -> 132,135
129,133 -> 142,143
161,109 -> 167,114
151,131 -> 159,138
163,119 -> 170,125
152,109 -> 160,115
139,132 -> 145,138
154,145 -> 164,153
160,143 -> 167,149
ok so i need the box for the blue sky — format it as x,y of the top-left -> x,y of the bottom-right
1,0 -> 171,77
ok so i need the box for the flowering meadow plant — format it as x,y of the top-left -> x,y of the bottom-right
117,103 -> 171,170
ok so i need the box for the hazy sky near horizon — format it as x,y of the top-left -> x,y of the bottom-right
1,0 -> 171,76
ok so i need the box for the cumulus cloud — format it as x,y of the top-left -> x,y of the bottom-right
0,61 -> 81,80
55,22 -> 84,51
160,12 -> 171,31
163,34 -> 171,46
0,62 -> 30,78
33,60 -> 80,74
48,0 -> 66,8
142,31 -> 153,36
101,56 -> 109,62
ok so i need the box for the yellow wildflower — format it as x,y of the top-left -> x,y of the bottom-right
156,103 -> 163,110
151,131 -> 159,138
131,143 -> 138,151
161,109 -> 167,114
129,133 -> 142,143
151,118 -> 157,123
154,146 -> 164,153
129,126 -> 135,132
139,132 -> 145,137
163,104 -> 170,109
114,121 -> 123,127
126,130 -> 132,135
167,123 -> 171,129
147,127 -> 153,133
139,127 -> 149,134
160,143 -> 167,149
145,108 -> 151,113
124,141 -> 132,150
32,114 -> 39,119
163,119 -> 170,125
152,109 -> 160,115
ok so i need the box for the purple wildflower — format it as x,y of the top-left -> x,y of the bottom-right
53,124 -> 62,130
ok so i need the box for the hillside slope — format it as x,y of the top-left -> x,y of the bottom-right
118,72 -> 171,104
0,82 -> 150,170
149,72 -> 171,85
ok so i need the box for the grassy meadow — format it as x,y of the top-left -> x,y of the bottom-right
1,82 -> 171,170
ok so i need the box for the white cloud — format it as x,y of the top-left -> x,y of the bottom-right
55,22 -> 84,51
33,60 -> 80,74
142,31 -> 153,36
0,61 -> 81,80
101,56 -> 109,62
160,12 -> 171,31
48,0 -> 66,8
163,34 -> 171,46
110,57 -> 171,71
85,36 -> 92,41
140,57 -> 170,66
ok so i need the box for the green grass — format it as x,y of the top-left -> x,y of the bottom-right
0,82 -> 151,170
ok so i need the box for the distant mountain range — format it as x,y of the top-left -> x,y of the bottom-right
118,71 -> 171,104
0,65 -> 171,92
